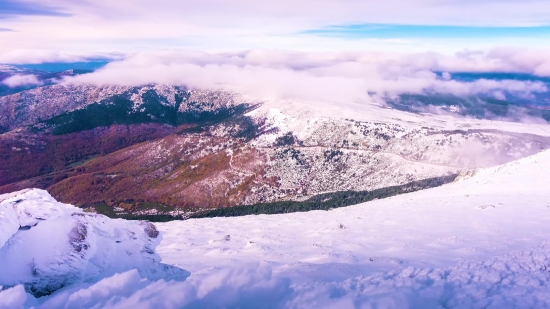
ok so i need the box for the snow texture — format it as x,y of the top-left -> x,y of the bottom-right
1,245 -> 550,308
0,189 -> 188,297
155,149 -> 550,283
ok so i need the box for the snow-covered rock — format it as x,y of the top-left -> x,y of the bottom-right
0,189 -> 188,297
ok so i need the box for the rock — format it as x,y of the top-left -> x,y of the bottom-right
0,189 -> 189,297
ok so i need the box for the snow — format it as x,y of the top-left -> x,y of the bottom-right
155,149 -> 550,283
1,150 -> 550,308
0,189 -> 188,297
254,98 -> 550,138
2,246 -> 550,308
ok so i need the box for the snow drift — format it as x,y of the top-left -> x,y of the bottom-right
0,189 -> 188,297
1,244 -> 550,308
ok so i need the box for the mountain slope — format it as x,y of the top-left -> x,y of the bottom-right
38,115 -> 550,211
1,149 -> 549,308
156,149 -> 550,281
2,83 -> 550,215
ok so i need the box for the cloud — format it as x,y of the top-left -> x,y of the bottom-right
0,49 -> 121,64
64,49 -> 549,103
1,74 -> 42,87
18,0 -> 550,27
1,1 -> 550,56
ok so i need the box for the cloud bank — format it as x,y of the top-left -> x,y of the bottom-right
65,49 -> 550,103
0,49 -> 120,65
2,1 -> 550,57
1,74 -> 42,87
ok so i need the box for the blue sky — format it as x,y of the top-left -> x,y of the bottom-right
304,24 -> 550,39
15,61 -> 109,72
0,0 -> 69,18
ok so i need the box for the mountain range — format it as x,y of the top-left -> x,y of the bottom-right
1,66 -> 550,219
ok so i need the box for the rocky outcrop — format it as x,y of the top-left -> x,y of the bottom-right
0,189 -> 188,297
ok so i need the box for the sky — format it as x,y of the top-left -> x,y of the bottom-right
2,0 -> 550,104
1,0 -> 550,64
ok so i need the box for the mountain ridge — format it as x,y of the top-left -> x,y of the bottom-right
1,82 -> 550,216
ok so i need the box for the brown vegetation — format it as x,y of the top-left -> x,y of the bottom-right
43,133 -> 276,209
0,123 -> 177,190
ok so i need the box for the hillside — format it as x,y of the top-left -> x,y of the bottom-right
2,149 -> 549,308
1,83 -> 550,216
153,149 -> 550,307
156,148 -> 550,278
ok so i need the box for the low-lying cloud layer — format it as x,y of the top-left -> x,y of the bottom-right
0,49 -> 120,65
66,49 -> 550,103
1,74 -> 42,87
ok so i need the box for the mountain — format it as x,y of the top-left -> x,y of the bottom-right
151,148 -> 550,308
387,92 -> 550,122
0,84 -> 250,133
2,148 -> 550,308
1,77 -> 550,308
1,82 -> 550,218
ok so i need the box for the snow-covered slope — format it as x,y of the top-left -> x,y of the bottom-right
5,246 -> 549,309
155,149 -> 550,283
1,150 -> 549,308
0,189 -> 188,297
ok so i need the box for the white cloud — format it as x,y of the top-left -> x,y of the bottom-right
0,49 -> 122,65
1,0 -> 550,55
1,74 -> 43,88
24,0 -> 550,28
64,49 -> 549,103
